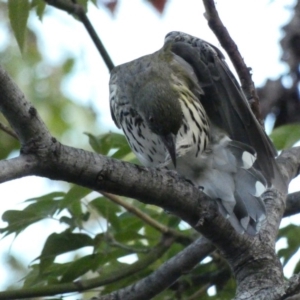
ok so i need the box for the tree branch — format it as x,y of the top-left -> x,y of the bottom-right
202,0 -> 262,123
277,147 -> 300,187
96,237 -> 215,300
0,66 -> 52,147
0,155 -> 38,182
44,0 -> 114,71
282,274 -> 300,300
0,121 -> 18,139
101,192 -> 194,245
284,191 -> 300,217
173,266 -> 231,298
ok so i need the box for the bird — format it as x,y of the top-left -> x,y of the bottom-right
109,31 -> 278,235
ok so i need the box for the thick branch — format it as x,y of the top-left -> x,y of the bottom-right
202,0 -> 262,123
0,155 -> 39,182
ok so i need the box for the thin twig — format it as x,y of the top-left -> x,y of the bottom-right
109,239 -> 149,253
0,121 -> 18,139
44,0 -> 114,71
101,192 -> 194,245
106,232 -> 150,253
202,0 -> 262,124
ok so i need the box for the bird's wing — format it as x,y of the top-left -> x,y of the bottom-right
165,31 -> 277,185
109,67 -> 122,129
109,53 -> 160,129
109,61 -> 142,129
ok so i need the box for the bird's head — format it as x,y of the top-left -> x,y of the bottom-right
134,78 -> 183,167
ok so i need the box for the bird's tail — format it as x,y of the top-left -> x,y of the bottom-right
196,138 -> 267,235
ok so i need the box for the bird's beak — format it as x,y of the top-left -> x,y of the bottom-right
160,133 -> 177,167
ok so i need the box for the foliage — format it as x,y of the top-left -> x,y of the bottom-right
270,124 -> 300,150
1,0 -> 98,157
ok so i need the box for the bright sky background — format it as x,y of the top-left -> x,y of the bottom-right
0,0 -> 299,293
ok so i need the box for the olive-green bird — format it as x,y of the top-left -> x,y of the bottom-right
109,31 -> 278,235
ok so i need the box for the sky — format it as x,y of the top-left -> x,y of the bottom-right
0,0 -> 298,293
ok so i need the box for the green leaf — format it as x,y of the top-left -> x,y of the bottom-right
143,224 -> 161,245
62,58 -> 75,74
114,230 -> 146,245
60,253 -> 103,282
25,192 -> 66,203
111,146 -> 131,159
23,264 -> 41,287
59,185 -> 91,212
24,262 -> 73,287
90,197 -> 121,230
167,215 -> 181,228
8,0 -> 30,52
85,132 -> 132,158
293,258 -> 300,275
76,0 -> 88,12
31,0 -> 46,20
61,244 -> 134,282
278,224 -> 300,266
270,123 -> 300,150
57,185 -> 92,228
1,210 -> 41,237
118,211 -> 144,233
39,230 -> 94,274
1,193 -> 64,237
86,131 -> 137,163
